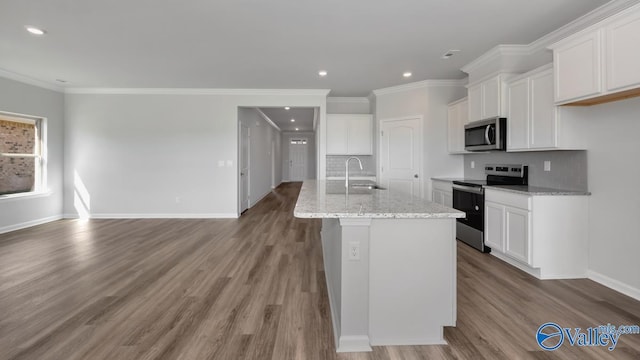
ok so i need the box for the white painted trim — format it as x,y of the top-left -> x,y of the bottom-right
0,190 -> 52,202
461,45 -> 530,75
588,270 -> 640,301
249,189 -> 272,208
336,336 -> 372,353
64,87 -> 331,96
0,215 -> 62,234
370,336 -> 447,346
323,259 -> 342,353
372,79 -> 467,96
490,251 -> 542,278
339,218 -> 372,226
327,97 -> 370,104
62,213 -> 238,219
0,68 -> 63,92
254,108 -> 281,132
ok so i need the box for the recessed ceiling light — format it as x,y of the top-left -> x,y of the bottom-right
318,70 -> 328,77
291,119 -> 295,122
403,72 -> 412,78
442,49 -> 460,59
284,106 -> 290,110
295,128 -> 299,131
25,26 -> 46,36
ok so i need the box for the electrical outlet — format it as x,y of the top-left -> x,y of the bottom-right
544,161 -> 551,172
471,161 -> 475,169
348,241 -> 360,261
175,196 -> 181,203
218,160 -> 225,168
226,160 -> 233,167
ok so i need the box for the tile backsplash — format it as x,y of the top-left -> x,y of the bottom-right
464,150 -> 588,191
326,155 -> 375,177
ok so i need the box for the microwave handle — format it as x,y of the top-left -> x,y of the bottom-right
484,125 -> 491,145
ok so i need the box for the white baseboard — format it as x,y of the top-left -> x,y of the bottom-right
63,213 -> 238,219
337,336 -> 372,353
490,251 -> 542,278
370,336 -> 447,346
588,270 -> 640,301
0,215 -> 63,234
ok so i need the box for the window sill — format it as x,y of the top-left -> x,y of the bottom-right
0,190 -> 53,202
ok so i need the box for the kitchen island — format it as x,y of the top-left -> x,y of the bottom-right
294,180 -> 464,352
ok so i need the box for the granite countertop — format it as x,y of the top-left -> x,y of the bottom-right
431,177 -> 590,196
483,185 -> 591,196
294,180 -> 465,219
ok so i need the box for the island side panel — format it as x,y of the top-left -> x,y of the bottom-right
369,218 -> 457,346
320,218 -> 342,347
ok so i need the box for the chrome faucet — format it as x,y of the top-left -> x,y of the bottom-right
345,157 -> 363,188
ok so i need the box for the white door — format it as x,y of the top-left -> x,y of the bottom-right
379,117 -> 421,197
239,123 -> 250,213
289,138 -> 307,181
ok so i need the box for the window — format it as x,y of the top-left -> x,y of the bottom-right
290,139 -> 307,145
0,113 -> 45,196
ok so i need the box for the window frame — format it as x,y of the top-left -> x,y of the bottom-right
0,111 -> 48,198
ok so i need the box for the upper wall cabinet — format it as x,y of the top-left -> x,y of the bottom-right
550,4 -> 640,105
467,74 -> 514,122
447,97 -> 468,154
507,65 -> 586,151
326,114 -> 373,155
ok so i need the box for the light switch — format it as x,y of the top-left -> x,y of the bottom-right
471,161 -> 475,169
544,161 -> 551,172
226,160 -> 233,167
218,160 -> 225,168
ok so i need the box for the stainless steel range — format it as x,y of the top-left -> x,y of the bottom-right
452,164 -> 528,252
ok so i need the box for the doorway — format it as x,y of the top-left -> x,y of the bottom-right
379,116 -> 423,197
289,138 -> 308,181
239,122 -> 250,213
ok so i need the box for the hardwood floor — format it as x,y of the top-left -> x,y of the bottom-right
0,182 -> 638,360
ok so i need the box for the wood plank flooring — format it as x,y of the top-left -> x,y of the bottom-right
0,182 -> 639,359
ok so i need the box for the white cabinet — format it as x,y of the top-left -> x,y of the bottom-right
550,4 -> 640,105
552,30 -> 603,103
606,8 -> 640,92
467,74 -> 513,122
431,180 -> 453,207
484,189 -> 589,279
484,202 -> 505,252
507,65 -> 585,151
326,114 -> 373,155
447,98 -> 468,154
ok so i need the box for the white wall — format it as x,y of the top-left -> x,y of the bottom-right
374,85 -> 467,200
282,131 -> 316,181
569,97 -> 640,296
238,108 -> 282,207
64,91 -> 327,218
0,77 -> 64,233
327,97 -> 371,114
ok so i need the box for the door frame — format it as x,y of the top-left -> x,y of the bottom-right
238,121 -> 250,216
378,115 -> 424,198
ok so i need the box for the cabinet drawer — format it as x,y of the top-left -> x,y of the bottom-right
432,180 -> 453,193
485,189 -> 531,210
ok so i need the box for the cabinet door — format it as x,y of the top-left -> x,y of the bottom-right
507,77 -> 530,150
505,206 -> 531,264
443,192 -> 453,208
530,70 -> 557,149
483,76 -> 502,118
326,115 -> 348,154
347,115 -> 373,155
432,190 -> 444,205
554,30 -> 603,103
457,99 -> 469,152
606,9 -> 640,92
484,202 -> 505,252
468,84 -> 482,122
447,103 -> 459,153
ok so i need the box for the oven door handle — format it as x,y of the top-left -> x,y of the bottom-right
453,184 -> 484,195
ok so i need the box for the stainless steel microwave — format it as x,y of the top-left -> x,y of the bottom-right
464,117 -> 507,151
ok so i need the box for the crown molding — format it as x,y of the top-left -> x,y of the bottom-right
255,108 -> 281,132
537,0 -> 640,52
64,88 -> 331,96
372,79 -> 466,96
0,68 -> 63,93
326,97 -> 370,104
460,45 -> 530,75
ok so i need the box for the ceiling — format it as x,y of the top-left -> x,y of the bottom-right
0,0 -> 609,96
259,107 -> 315,132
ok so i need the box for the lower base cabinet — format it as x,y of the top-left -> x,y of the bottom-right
484,189 -> 588,279
431,180 -> 453,207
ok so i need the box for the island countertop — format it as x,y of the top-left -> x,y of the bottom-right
294,180 -> 464,219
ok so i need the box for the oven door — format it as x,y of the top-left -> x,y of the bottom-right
452,184 -> 484,231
